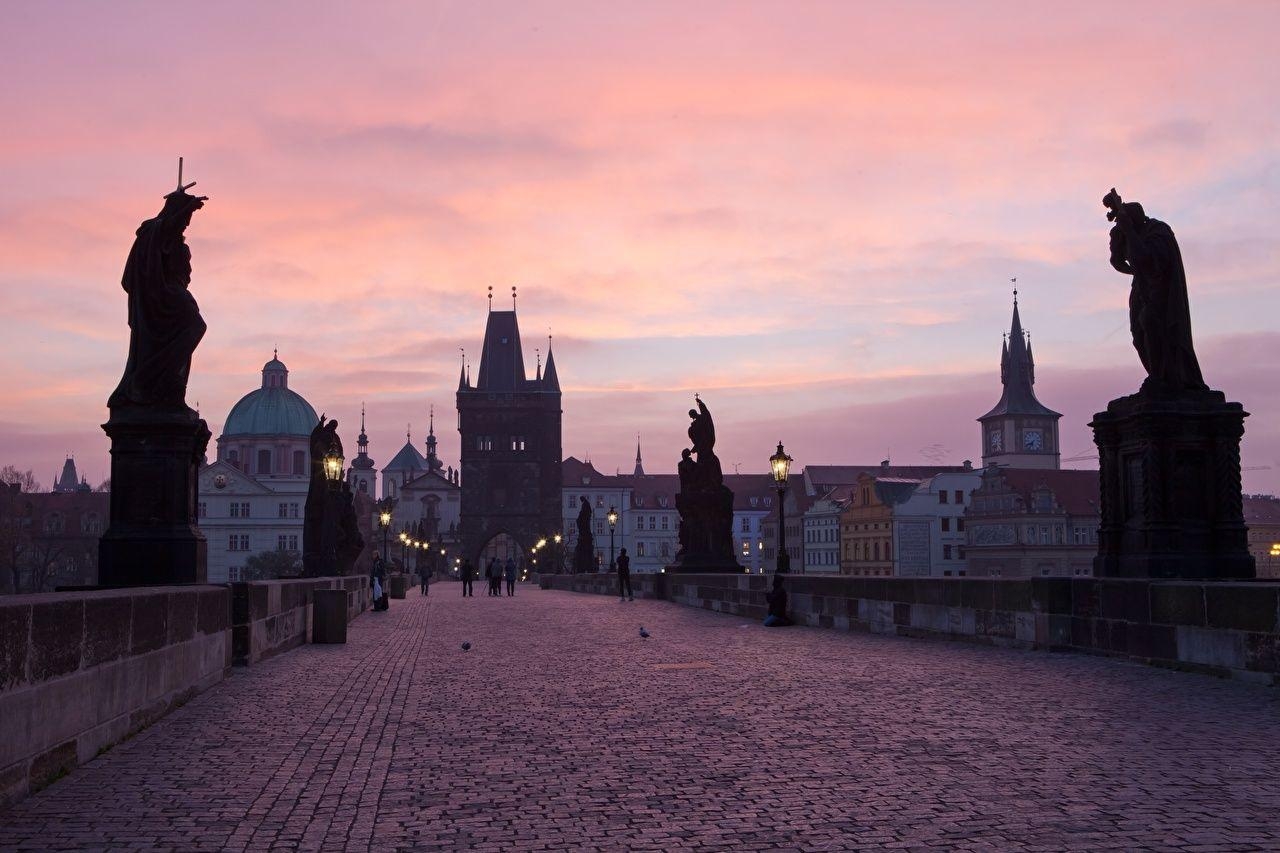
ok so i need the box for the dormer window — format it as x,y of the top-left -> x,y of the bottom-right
750,496 -> 759,507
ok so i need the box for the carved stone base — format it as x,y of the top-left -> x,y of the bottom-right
669,485 -> 741,574
1091,389 -> 1254,580
98,414 -> 211,586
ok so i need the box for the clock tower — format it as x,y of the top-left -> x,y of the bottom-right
978,293 -> 1061,469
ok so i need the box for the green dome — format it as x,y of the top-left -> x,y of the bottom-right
221,357 -> 318,438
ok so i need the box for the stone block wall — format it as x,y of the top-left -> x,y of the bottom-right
231,575 -> 371,666
1,575 -> 372,808
547,572 -> 1280,685
0,586 -> 231,807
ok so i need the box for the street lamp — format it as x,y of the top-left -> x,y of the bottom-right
553,533 -> 562,574
607,506 -> 618,571
770,441 -> 793,573
377,499 -> 394,567
399,531 -> 408,571
322,443 -> 344,488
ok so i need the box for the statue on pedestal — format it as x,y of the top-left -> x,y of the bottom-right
1091,189 -> 1253,579
98,162 -> 212,587
303,416 -> 363,577
670,396 -> 740,573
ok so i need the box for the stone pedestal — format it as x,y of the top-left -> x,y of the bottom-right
99,415 -> 211,587
312,589 -> 348,644
389,574 -> 408,599
669,485 -> 741,574
1091,390 -> 1254,579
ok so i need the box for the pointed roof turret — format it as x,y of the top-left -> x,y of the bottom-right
53,457 -> 80,493
425,404 -> 443,472
980,290 -> 1060,419
633,435 -> 645,477
542,341 -> 560,393
351,403 -> 375,471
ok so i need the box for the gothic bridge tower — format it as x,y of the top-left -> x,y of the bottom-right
456,293 -> 562,563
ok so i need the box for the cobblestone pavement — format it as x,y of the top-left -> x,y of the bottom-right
2,585 -> 1279,851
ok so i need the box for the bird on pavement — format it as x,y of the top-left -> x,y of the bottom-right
461,641 -> 472,651
639,626 -> 650,639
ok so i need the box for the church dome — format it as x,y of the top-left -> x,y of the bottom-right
221,356 -> 318,438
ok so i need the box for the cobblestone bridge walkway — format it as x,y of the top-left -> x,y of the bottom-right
2,585 -> 1279,851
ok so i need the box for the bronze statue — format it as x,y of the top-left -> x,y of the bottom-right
573,496 -> 595,573
671,396 -> 740,572
1103,188 -> 1206,395
108,172 -> 208,418
304,414 -> 347,576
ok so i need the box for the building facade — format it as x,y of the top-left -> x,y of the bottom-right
802,491 -> 847,573
1245,494 -> 1280,579
962,467 -> 1100,577
198,355 -> 318,582
457,305 -> 563,564
1,460 -> 107,593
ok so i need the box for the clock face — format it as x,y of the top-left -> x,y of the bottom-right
1023,430 -> 1044,451
989,430 -> 1003,451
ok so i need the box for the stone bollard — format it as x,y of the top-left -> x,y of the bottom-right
389,574 -> 408,599
313,589 -> 348,644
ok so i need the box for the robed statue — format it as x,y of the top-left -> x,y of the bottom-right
573,496 -> 595,573
303,415 -> 363,576
108,180 -> 208,418
1103,188 -> 1207,395
671,396 -> 739,572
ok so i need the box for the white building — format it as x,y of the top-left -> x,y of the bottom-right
198,355 -> 319,582
891,471 -> 984,577
802,489 -> 846,573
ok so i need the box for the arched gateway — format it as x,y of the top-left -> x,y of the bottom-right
478,532 -> 524,566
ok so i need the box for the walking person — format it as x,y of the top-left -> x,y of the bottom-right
460,559 -> 475,598
484,558 -> 496,597
420,561 -> 431,596
371,551 -> 389,611
504,556 -> 517,596
616,547 -> 633,602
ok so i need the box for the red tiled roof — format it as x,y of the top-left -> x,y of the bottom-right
987,468 -> 1100,516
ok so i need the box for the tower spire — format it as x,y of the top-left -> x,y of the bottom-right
633,433 -> 645,477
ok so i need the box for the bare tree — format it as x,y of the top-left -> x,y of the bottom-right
0,466 -> 41,493
94,478 -> 111,493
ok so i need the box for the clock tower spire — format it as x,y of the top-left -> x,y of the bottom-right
977,288 -> 1061,469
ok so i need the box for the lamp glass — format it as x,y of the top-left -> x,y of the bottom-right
769,441 -> 792,486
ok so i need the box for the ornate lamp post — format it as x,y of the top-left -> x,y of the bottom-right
770,442 -> 793,574
607,506 -> 618,571
377,499 -> 393,565
399,530 -> 408,571
553,532 -> 562,573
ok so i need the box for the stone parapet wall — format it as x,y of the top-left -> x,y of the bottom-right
1,575 -> 371,808
231,575 -> 371,666
0,586 -> 231,807
547,572 -> 1280,685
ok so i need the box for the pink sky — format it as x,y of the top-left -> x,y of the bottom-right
1,2 -> 1277,492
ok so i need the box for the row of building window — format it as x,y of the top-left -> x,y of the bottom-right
197,501 -> 302,520
474,436 -> 528,452
225,449 -> 307,476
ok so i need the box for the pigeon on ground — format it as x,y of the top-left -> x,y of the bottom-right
639,626 -> 650,639
461,641 -> 472,651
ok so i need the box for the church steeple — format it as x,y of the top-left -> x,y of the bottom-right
347,403 -> 377,493
977,287 -> 1062,470
633,435 -> 645,477
425,404 -> 442,472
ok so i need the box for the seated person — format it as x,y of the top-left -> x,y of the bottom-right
763,575 -> 793,627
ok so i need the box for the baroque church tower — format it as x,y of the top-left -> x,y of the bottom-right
456,290 -> 563,562
347,404 -> 378,496
978,292 -> 1062,469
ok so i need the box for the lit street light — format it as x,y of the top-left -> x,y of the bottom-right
607,506 -> 618,571
770,441 -> 793,574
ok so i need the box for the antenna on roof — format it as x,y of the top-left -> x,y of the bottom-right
512,285 -> 517,310
487,286 -> 493,312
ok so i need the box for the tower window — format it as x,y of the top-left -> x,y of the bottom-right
257,449 -> 272,475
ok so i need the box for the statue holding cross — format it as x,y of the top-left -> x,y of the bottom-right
108,158 -> 209,419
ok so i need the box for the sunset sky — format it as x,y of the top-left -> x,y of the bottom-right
1,2 -> 1277,493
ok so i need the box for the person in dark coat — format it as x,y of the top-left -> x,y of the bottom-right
764,575 -> 792,627
460,559 -> 475,597
485,558 -> 499,597
616,547 -> 633,602
419,560 -> 431,596
503,557 -> 517,596
370,552 -> 389,611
